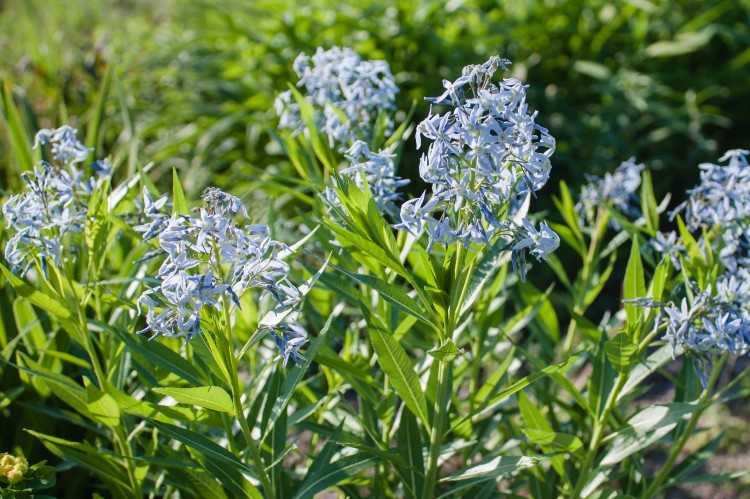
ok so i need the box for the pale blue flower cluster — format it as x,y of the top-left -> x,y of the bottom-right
396,56 -> 558,266
663,272 -> 750,360
34,125 -> 90,164
136,187 -> 306,363
676,150 -> 750,230
276,47 -> 408,218
275,46 -> 398,147
2,125 -> 109,275
633,150 -> 750,365
577,157 -> 644,226
672,149 -> 750,272
324,140 -> 409,215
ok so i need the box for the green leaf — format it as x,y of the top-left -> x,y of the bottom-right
518,392 -> 572,477
473,347 -> 516,406
454,355 -> 579,432
151,420 -> 260,498
438,455 -> 540,496
676,215 -> 703,262
618,343 -> 675,401
583,252 -> 618,308
12,297 -> 46,355
292,453 -> 377,499
152,386 -> 233,414
550,222 -> 586,257
337,268 -> 436,330
623,237 -> 646,327
428,340 -> 459,361
1,264 -> 71,320
518,391 -> 552,432
553,180 -> 584,243
645,27 -> 716,58
601,402 -> 699,466
85,380 -> 121,427
168,468 -> 230,499
288,85 -> 336,173
396,409 -> 424,498
640,170 -> 659,235
384,99 -> 417,149
262,304 -> 343,439
522,429 -> 583,453
605,333 -> 637,372
104,322 -> 204,385
14,354 -> 91,418
1,80 -> 34,173
26,430 -> 132,495
172,167 -> 189,215
589,339 -> 616,417
370,326 -> 430,429
648,256 -> 670,303
85,65 -> 112,155
573,60 -> 611,80
85,185 -> 111,277
460,237 -> 513,316
519,282 -> 559,342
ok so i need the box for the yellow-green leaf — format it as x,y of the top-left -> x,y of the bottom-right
153,386 -> 234,414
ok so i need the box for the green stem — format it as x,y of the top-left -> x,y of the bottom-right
570,372 -> 628,497
80,320 -> 140,496
640,354 -> 727,499
562,209 -> 609,357
561,307 -> 582,355
222,300 -> 275,498
422,358 -> 450,499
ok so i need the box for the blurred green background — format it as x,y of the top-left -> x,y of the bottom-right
2,0 -> 748,203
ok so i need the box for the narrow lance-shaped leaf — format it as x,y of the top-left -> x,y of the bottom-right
396,408 -> 424,498
1,80 -> 34,173
605,333 -> 637,372
152,386 -> 234,414
172,167 -> 189,215
601,402 -> 699,466
438,455 -> 541,497
641,170 -> 659,235
292,453 -> 377,499
370,326 -> 430,429
26,430 -> 132,495
337,267 -> 437,330
85,65 -> 113,157
623,236 -> 646,328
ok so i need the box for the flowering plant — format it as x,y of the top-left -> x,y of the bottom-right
1,49 -> 749,499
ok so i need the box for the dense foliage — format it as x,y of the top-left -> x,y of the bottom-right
1,1 -> 750,498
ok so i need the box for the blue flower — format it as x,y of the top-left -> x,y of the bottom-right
650,231 -> 684,269
397,56 -> 558,274
325,140 -> 409,216
34,125 -> 90,164
275,47 -> 399,148
2,126 -> 110,276
136,187 -> 309,364
577,158 -> 644,226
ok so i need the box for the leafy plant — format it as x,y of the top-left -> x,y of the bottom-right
1,9 -> 750,498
